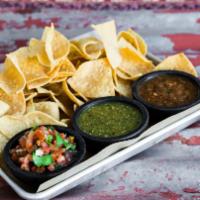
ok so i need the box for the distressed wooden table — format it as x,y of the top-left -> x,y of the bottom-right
0,2 -> 200,200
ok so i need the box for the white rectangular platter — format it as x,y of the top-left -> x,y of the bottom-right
1,31 -> 200,200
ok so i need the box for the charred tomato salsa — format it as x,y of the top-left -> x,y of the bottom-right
10,126 -> 77,173
139,75 -> 199,108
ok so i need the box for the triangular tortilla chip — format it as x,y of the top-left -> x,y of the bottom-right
92,20 -> 121,69
0,55 -> 26,93
63,81 -> 84,106
155,53 -> 198,77
0,89 -> 25,116
0,111 -> 66,139
29,38 -> 51,67
71,37 -> 104,60
0,133 -> 8,153
118,28 -> 147,55
0,100 -> 10,117
118,38 -> 154,80
67,58 -> 115,98
42,24 -> 70,67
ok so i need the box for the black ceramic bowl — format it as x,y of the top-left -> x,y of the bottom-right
132,70 -> 200,119
3,125 -> 86,183
72,96 -> 149,148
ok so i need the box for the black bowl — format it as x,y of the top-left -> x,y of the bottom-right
132,70 -> 200,120
72,96 -> 149,149
3,125 -> 86,183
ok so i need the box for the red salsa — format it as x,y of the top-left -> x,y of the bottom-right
139,75 -> 198,108
10,126 -> 77,173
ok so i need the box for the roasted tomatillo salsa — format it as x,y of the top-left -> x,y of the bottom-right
77,102 -> 142,138
139,75 -> 198,108
10,126 -> 77,173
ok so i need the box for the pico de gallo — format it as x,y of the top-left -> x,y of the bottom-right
10,126 -> 77,173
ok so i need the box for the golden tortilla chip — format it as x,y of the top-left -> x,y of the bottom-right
9,47 -> 49,81
27,77 -> 51,90
26,98 -> 35,113
29,38 -> 51,67
60,118 -> 70,125
43,83 -> 63,96
68,43 -> 85,61
0,111 -> 66,139
67,58 -> 115,98
0,90 -> 25,116
71,37 -> 104,60
118,28 -> 147,55
116,68 -> 142,80
92,20 -> 121,69
42,24 -> 70,67
0,100 -> 10,117
50,74 -> 68,83
63,81 -> 84,106
35,86 -> 72,116
0,133 -> 8,153
154,53 -> 198,77
0,55 -> 26,93
25,92 -> 38,102
31,101 -> 60,120
113,71 -> 132,98
49,93 -> 71,116
118,38 -> 154,79
59,58 -> 76,74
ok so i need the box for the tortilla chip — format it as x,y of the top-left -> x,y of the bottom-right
50,74 -> 68,83
49,93 -> 71,116
25,92 -> 38,101
118,28 -> 147,55
27,65 -> 60,89
113,72 -> 132,98
44,83 -> 63,96
67,58 -> 115,98
33,101 -> 60,120
63,81 -> 84,106
50,58 -> 76,83
0,55 -> 26,94
92,20 -> 121,69
0,90 -> 25,116
29,38 -> 51,67
10,48 -> 48,80
27,77 -> 51,90
0,111 -> 66,139
42,24 -> 70,67
68,43 -> 85,61
0,133 -> 8,153
0,100 -> 10,117
60,118 -> 70,125
71,37 -> 104,60
155,53 -> 198,77
118,38 -> 154,79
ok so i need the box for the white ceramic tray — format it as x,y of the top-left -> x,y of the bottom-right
1,31 -> 200,200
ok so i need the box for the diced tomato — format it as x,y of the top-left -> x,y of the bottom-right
34,129 -> 45,141
36,140 -> 41,146
56,155 -> 65,164
48,164 -> 55,172
43,146 -> 50,154
41,141 -> 48,148
60,133 -> 65,139
26,132 -> 34,152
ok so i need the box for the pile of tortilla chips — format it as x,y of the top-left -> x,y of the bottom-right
0,21 -> 197,152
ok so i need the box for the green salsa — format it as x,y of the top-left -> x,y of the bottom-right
77,102 -> 142,138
